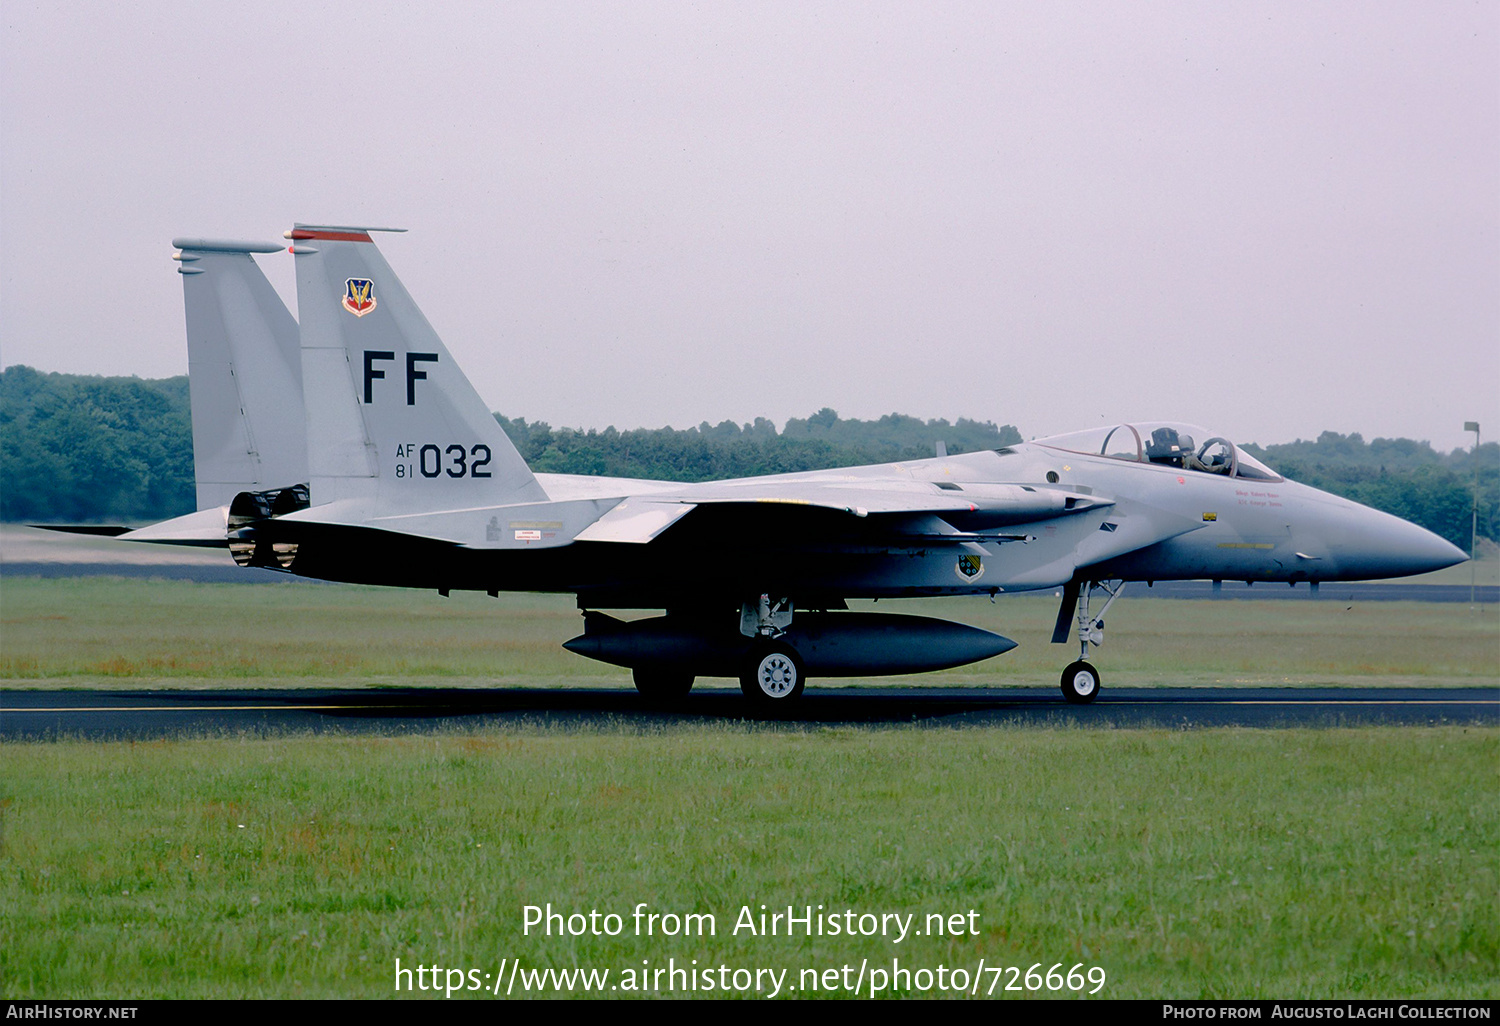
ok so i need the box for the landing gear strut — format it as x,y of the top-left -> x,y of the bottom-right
1053,579 -> 1125,704
738,594 -> 806,703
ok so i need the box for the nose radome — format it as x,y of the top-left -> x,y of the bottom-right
1333,504 -> 1468,579
1408,528 -> 1470,575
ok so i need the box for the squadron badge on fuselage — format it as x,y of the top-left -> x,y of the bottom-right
342,278 -> 377,317
956,554 -> 984,581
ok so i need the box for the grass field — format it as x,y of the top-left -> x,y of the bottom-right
1,728 -> 1495,999
1,576 -> 1496,689
1,575 -> 1497,1000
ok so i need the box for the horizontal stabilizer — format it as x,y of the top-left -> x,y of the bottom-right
117,507 -> 231,547
28,524 -> 131,537
42,509 -> 232,548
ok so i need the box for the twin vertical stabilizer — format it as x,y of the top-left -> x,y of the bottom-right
287,225 -> 548,514
174,239 -> 308,510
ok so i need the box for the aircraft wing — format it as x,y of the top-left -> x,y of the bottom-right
661,484 -> 984,517
574,479 -> 1115,544
573,499 -> 696,544
569,489 -> 1003,546
238,477 -> 1115,551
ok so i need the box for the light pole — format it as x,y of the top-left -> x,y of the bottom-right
1465,421 -> 1480,606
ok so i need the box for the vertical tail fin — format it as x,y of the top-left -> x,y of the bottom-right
289,225 -> 547,512
173,239 -> 308,510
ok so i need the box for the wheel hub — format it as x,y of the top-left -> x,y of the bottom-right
758,655 -> 797,697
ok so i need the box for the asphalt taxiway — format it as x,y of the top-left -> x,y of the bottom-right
1,686 -> 1494,740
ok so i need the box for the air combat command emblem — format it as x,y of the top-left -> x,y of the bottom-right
343,278 -> 377,317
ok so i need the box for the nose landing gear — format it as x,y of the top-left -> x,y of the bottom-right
1052,579 -> 1125,704
1060,660 -> 1100,703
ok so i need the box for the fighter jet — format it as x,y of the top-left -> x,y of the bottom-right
96,225 -> 1467,705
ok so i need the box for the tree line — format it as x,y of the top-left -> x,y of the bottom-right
496,409 -> 1021,481
2,366 -> 1494,551
1,365 -> 194,523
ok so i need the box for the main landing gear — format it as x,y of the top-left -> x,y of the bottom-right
739,594 -> 804,704
620,594 -> 803,704
741,638 -> 805,703
1053,579 -> 1125,704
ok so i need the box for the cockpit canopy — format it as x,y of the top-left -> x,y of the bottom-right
1033,422 -> 1282,481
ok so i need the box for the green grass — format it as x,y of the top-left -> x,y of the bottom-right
2,576 -> 1496,688
1,728 -> 1495,999
0,577 -> 599,684
1,576 -> 1496,999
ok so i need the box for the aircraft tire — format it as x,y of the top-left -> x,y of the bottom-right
632,668 -> 694,701
1060,660 -> 1101,704
740,640 -> 806,703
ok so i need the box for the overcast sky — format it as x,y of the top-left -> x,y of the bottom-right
2,1 -> 1495,454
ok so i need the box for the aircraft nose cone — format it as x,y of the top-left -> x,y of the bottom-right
1383,518 -> 1468,576
1406,530 -> 1470,575
1333,506 -> 1469,579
